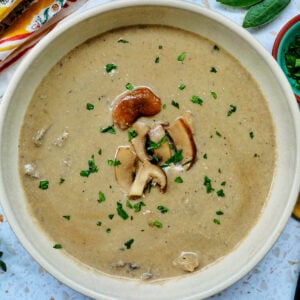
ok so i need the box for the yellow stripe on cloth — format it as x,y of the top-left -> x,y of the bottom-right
0,0 -> 23,22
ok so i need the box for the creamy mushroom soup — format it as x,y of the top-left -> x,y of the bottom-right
19,25 -> 276,281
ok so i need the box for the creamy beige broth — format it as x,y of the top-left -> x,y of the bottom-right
18,25 -> 276,280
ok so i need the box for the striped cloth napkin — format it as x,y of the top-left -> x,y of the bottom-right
0,0 -> 88,72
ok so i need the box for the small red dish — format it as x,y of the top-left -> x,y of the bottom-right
272,14 -> 300,103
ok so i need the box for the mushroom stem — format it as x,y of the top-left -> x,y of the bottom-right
129,160 -> 167,199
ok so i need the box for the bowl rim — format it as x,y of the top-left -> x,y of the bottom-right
272,14 -> 300,103
0,1 -> 300,299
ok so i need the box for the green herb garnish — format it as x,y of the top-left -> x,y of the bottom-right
80,155 -> 98,177
116,202 -> 129,220
171,99 -> 180,109
213,45 -> 220,51
155,56 -> 160,63
146,135 -> 168,151
133,201 -> 145,212
39,180 -> 49,190
100,125 -> 116,134
203,176 -> 214,193
106,228 -> 111,233
152,220 -> 163,228
59,178 -> 65,185
108,214 -> 114,220
86,102 -> 94,110
216,210 -> 224,215
98,191 -> 106,203
161,149 -> 183,167
174,176 -> 183,183
118,38 -> 129,43
157,205 -> 169,214
178,83 -> 186,90
210,91 -> 218,99
216,189 -> 225,197
191,95 -> 203,105
105,63 -> 117,73
96,221 -> 102,226
125,82 -> 134,90
108,159 -> 121,166
177,51 -> 186,62
285,35 -> 300,89
210,67 -> 217,73
227,104 -> 237,116
213,218 -> 221,225
249,131 -> 255,139
63,215 -> 71,220
53,244 -> 63,249
124,238 -> 134,249
128,128 -> 137,141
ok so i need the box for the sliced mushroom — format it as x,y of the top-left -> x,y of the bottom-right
173,252 -> 200,272
114,146 -> 137,193
166,117 -> 197,170
130,121 -> 150,162
112,87 -> 162,129
148,124 -> 172,163
129,160 -> 167,199
182,111 -> 195,134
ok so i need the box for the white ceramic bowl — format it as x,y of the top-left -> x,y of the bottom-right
0,1 -> 299,299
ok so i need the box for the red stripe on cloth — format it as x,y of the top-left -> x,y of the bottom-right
0,32 -> 33,45
0,43 -> 35,72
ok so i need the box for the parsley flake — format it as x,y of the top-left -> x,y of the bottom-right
174,176 -> 183,183
146,135 -> 168,151
213,218 -> 221,225
53,244 -> 63,249
86,103 -> 94,110
191,95 -> 203,105
128,128 -> 137,141
210,67 -> 217,73
125,82 -> 134,90
210,91 -> 218,99
161,149 -> 183,168
116,202 -> 129,220
118,38 -> 129,43
249,131 -> 255,139
39,180 -> 49,190
178,83 -> 186,90
177,51 -> 186,62
124,238 -> 134,249
152,220 -> 163,228
204,176 -> 214,193
80,155 -> 98,177
171,99 -> 180,109
98,191 -> 106,203
105,63 -> 117,73
157,205 -> 169,214
108,159 -> 121,166
100,125 -> 116,134
227,104 -> 237,116
216,189 -> 225,197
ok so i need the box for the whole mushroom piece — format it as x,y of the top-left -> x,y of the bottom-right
112,87 -> 162,130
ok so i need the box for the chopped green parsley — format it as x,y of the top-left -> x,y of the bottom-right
227,104 -> 237,116
86,102 -> 94,110
171,99 -> 180,109
161,149 -> 183,168
203,176 -> 214,193
155,56 -> 160,63
128,128 -> 137,141
124,238 -> 134,249
152,220 -> 163,228
108,214 -> 114,220
157,205 -> 169,214
213,218 -> 221,225
216,189 -> 225,197
177,51 -> 186,62
117,38 -> 129,43
210,67 -> 217,73
63,215 -> 71,220
100,125 -> 116,134
216,210 -> 224,215
39,180 -> 49,190
108,159 -> 121,166
174,176 -> 183,183
116,202 -> 129,220
98,191 -> 106,203
53,244 -> 63,249
133,201 -> 145,212
105,63 -> 117,73
210,91 -> 218,99
80,155 -> 98,177
146,135 -> 168,151
249,131 -> 255,139
191,95 -> 203,105
125,82 -> 134,90
59,178 -> 65,185
178,83 -> 186,90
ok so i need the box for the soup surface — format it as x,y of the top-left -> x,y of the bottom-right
19,25 -> 276,281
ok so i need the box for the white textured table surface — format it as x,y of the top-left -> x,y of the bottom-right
0,1 -> 299,299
